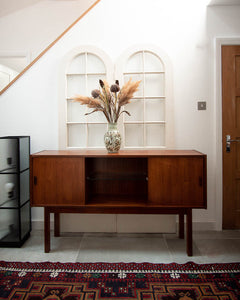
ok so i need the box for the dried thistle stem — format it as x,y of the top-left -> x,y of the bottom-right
71,78 -> 141,124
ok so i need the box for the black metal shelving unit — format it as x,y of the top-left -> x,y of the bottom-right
0,136 -> 31,247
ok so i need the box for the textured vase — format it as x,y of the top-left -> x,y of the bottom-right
104,123 -> 121,153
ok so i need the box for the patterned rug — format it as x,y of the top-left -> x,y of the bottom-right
0,261 -> 240,299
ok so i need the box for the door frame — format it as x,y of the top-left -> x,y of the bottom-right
215,37 -> 240,230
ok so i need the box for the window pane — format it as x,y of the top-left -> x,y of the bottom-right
87,53 -> 106,73
87,109 -> 106,123
68,124 -> 86,147
87,74 -> 106,95
88,124 -> 107,147
125,52 -> 143,73
125,124 -> 144,147
145,73 -> 164,97
67,100 -> 86,122
67,53 -> 85,74
67,75 -> 86,98
146,124 -> 165,147
124,99 -> 144,122
145,99 -> 165,121
144,52 -> 164,72
123,74 -> 144,97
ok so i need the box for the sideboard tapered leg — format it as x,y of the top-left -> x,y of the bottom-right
44,207 -> 50,253
186,208 -> 193,256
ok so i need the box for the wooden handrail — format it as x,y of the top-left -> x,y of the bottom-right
0,0 -> 101,96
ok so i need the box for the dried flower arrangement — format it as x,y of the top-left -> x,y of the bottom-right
71,78 -> 141,123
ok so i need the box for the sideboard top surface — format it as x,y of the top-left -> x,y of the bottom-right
31,149 -> 205,157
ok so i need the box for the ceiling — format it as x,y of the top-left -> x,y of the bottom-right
208,0 -> 240,5
0,0 -> 41,17
1,0 -> 240,17
0,0 -> 81,17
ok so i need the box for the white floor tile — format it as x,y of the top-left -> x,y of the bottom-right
0,230 -> 239,263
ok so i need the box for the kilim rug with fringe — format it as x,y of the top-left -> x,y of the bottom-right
0,261 -> 240,299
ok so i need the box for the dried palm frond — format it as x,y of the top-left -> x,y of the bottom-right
118,79 -> 141,107
72,95 -> 102,109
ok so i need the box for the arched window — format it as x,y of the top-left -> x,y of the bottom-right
116,45 -> 174,149
59,47 -> 113,149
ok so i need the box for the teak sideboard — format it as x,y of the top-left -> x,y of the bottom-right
30,150 -> 207,256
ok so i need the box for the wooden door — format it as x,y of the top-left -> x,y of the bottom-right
222,45 -> 240,229
31,157 -> 85,206
148,156 -> 206,208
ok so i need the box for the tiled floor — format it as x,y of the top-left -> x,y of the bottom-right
0,230 -> 240,264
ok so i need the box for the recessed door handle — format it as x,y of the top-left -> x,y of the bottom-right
34,176 -> 37,185
226,135 -> 240,152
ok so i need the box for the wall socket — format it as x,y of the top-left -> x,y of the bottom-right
197,101 -> 206,110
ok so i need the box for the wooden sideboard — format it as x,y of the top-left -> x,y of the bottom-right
30,150 -> 207,256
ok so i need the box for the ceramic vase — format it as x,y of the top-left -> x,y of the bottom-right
104,123 -> 121,153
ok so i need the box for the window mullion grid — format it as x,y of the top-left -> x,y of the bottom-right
67,72 -> 105,76
122,75 -> 126,148
124,120 -> 166,124
85,52 -> 89,148
163,71 -> 166,135
133,96 -> 165,100
161,70 -> 166,147
124,71 -> 164,75
142,51 -> 146,148
65,73 -> 69,148
65,50 -> 111,149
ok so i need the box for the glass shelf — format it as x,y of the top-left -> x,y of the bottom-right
86,195 -> 147,206
0,166 -> 17,173
86,173 -> 148,181
0,198 -> 18,208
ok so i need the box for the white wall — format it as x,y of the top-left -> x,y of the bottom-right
0,0 -> 97,58
0,0 -> 240,232
0,0 -> 96,90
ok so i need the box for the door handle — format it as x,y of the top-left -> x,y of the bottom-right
226,135 -> 240,152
